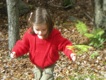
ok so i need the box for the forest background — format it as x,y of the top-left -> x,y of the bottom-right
0,0 -> 106,80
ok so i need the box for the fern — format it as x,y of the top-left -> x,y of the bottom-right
90,51 -> 99,59
67,45 -> 91,55
75,20 -> 106,49
75,21 -> 88,34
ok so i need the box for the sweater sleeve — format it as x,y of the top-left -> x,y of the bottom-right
55,30 -> 73,60
12,31 -> 30,57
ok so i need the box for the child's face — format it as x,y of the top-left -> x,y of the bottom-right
33,24 -> 48,39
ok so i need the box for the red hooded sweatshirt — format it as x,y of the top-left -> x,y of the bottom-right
12,28 -> 73,69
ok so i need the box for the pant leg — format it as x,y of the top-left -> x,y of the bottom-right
33,66 -> 42,80
40,65 -> 55,80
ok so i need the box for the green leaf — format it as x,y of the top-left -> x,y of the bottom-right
84,33 -> 94,38
67,45 -> 91,55
74,45 -> 91,55
90,51 -> 99,59
75,21 -> 88,34
75,45 -> 90,51
92,28 -> 104,36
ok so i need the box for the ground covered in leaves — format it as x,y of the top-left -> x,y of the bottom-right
0,0 -> 106,80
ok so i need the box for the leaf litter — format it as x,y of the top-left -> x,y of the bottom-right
0,0 -> 106,80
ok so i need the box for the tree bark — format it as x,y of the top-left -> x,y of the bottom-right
6,0 -> 19,50
94,0 -> 103,28
94,0 -> 106,29
103,0 -> 106,10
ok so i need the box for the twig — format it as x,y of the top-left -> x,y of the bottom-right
84,12 -> 94,22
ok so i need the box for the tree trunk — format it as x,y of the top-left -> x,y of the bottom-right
94,0 -> 106,29
6,0 -> 19,50
94,0 -> 103,28
103,0 -> 106,10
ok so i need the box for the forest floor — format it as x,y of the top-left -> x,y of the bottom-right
0,0 -> 106,80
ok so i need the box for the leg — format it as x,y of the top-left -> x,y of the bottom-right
40,65 -> 55,80
33,66 -> 42,80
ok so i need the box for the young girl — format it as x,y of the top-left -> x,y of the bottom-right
10,7 -> 76,80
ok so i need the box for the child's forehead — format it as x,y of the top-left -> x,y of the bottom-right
33,24 -> 47,29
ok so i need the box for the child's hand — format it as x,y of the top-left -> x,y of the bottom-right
10,52 -> 16,58
70,53 -> 76,61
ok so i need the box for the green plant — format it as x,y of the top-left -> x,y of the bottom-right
75,21 -> 106,49
67,45 -> 91,55
90,51 -> 99,59
56,77 -> 63,80
85,28 -> 106,48
75,21 -> 88,34
68,73 -> 105,80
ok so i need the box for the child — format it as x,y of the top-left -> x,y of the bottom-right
10,7 -> 76,80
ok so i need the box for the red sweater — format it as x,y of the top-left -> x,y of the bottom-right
12,28 -> 73,69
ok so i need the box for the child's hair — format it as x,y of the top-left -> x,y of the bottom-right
28,7 -> 54,34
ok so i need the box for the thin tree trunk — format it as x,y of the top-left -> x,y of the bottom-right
6,0 -> 19,50
103,0 -> 106,10
94,0 -> 103,28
